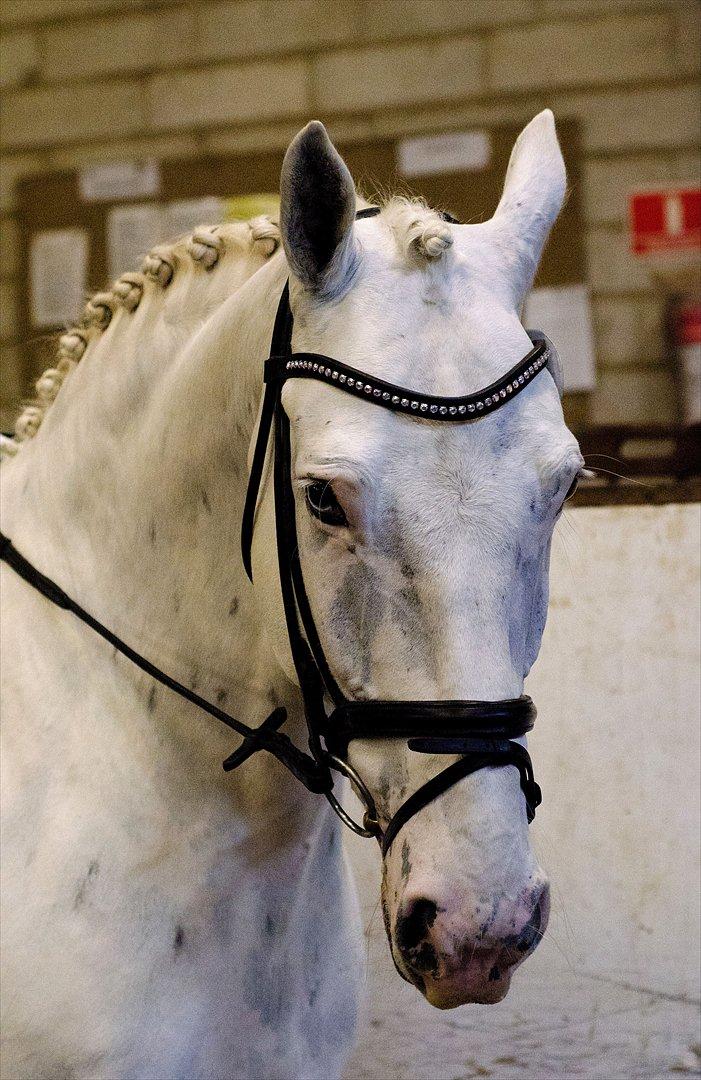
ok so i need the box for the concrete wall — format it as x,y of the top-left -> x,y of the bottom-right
345,501 -> 701,1079
1,0 -> 700,429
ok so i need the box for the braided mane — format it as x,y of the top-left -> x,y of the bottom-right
2,215 -> 280,457
2,197 -> 451,458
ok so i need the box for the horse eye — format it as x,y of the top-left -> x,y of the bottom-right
564,476 -> 579,501
305,481 -> 348,527
557,475 -> 579,513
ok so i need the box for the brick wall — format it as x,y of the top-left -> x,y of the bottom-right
1,0 -> 699,429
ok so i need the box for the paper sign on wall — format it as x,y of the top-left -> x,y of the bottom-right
29,228 -> 88,328
398,131 -> 491,177
523,283 -> 596,393
164,197 -> 225,237
79,161 -> 160,202
106,204 -> 164,282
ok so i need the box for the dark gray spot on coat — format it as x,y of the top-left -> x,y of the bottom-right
400,840 -> 412,882
307,526 -> 330,552
242,948 -> 286,1027
200,489 -> 212,514
149,519 -> 156,544
330,562 -> 384,683
173,924 -> 185,951
228,596 -> 239,617
265,914 -> 275,937
216,688 -> 227,705
147,685 -> 157,713
489,964 -> 501,981
73,859 -> 99,909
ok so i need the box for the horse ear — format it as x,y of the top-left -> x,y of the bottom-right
280,121 -> 357,297
491,110 -> 566,304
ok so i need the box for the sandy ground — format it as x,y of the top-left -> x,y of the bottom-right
343,839 -> 701,1080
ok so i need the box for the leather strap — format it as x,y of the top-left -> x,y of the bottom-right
325,697 -> 536,756
381,742 -> 541,856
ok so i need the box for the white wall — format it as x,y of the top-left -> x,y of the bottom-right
345,502 -> 701,1080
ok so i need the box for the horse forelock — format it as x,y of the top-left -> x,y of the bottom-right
379,196 -> 454,263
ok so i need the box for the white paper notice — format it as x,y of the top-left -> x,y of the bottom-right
164,197 -> 224,237
398,130 -> 491,177
523,283 -> 597,393
29,228 -> 88,328
78,160 -> 160,202
107,203 -> 164,281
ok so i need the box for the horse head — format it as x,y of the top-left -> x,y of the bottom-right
249,115 -> 582,1008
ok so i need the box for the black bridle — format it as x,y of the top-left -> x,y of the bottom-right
0,207 -> 554,856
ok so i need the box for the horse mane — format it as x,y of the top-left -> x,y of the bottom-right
2,197 -> 451,457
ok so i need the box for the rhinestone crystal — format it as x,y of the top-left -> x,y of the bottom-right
458,405 -> 466,414
347,378 -> 355,387
339,374 -> 346,383
439,406 -> 447,415
382,392 -> 391,400
420,403 -> 428,412
392,396 -> 400,404
468,404 -> 475,413
401,398 -> 409,407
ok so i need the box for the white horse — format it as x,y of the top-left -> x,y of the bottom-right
1,111 -> 582,1079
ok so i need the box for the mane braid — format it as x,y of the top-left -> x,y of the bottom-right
3,196 -> 452,457
3,215 -> 281,455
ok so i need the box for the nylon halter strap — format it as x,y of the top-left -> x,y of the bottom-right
241,206 -> 545,854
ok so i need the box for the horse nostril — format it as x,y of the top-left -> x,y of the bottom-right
395,897 -> 438,952
515,890 -> 546,953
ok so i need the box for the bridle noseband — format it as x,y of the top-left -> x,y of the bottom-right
1,207 -> 555,856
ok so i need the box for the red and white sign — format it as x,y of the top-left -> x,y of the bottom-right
629,187 -> 701,256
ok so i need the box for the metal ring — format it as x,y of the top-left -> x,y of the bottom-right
324,754 -> 382,839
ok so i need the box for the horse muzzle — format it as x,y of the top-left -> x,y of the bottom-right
392,880 -> 551,1009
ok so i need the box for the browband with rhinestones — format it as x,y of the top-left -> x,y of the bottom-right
264,339 -> 550,419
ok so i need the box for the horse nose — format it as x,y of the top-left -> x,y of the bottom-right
394,885 -> 550,986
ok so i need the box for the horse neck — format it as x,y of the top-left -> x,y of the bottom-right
2,254 -> 325,841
